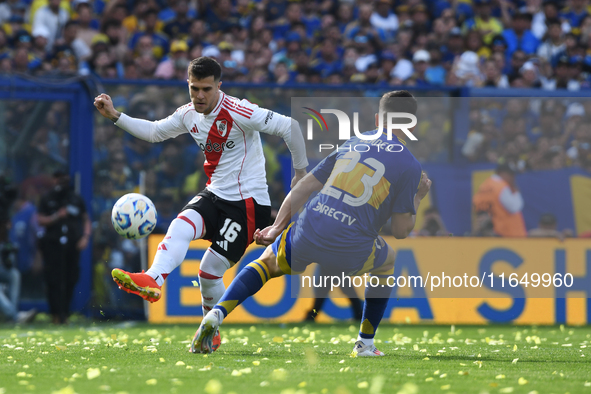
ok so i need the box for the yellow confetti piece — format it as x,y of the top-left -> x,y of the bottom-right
86,368 -> 101,380
496,374 -> 506,379
518,378 -> 528,385
146,379 -> 157,385
512,358 -> 519,364
239,368 -> 252,374
499,387 -> 514,393
204,379 -> 222,394
458,371 -> 468,375
339,359 -> 345,364
55,346 -> 67,351
159,358 -> 165,363
423,357 -> 430,360
99,386 -> 111,391
358,381 -> 369,389
256,348 -> 262,353
271,368 -> 287,381
252,361 -> 260,366
16,372 -> 27,377
18,381 -> 28,386
513,344 -> 517,351
434,370 -> 440,375
51,386 -> 76,394
231,370 -> 242,377
413,344 -> 419,351
440,374 -> 447,378
440,384 -> 450,390
298,382 -> 307,388
192,280 -> 199,287
272,337 -> 284,343
426,377 -> 434,382
489,383 -> 498,388
175,361 -> 186,366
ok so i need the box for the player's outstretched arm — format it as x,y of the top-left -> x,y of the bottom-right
93,93 -> 187,143
255,172 -> 323,246
391,172 -> 432,239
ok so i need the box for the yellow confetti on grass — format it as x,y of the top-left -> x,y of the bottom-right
512,358 -> 519,364
358,381 -> 369,389
231,370 -> 242,377
397,383 -> 419,394
252,361 -> 260,366
440,384 -> 450,390
513,345 -> 517,351
271,368 -> 287,381
51,386 -> 77,394
426,377 -> 434,382
175,361 -> 186,366
518,378 -> 528,385
496,374 -> 506,379
146,379 -> 157,385
298,382 -> 307,388
86,368 -> 101,380
272,337 -> 284,343
16,372 -> 27,377
499,387 -> 514,393
159,358 -> 165,363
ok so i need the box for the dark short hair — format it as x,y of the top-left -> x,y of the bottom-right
379,90 -> 417,117
188,57 -> 222,81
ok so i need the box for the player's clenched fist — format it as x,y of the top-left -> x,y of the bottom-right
417,172 -> 431,200
94,93 -> 120,122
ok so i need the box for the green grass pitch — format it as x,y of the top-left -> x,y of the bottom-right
1,323 -> 590,394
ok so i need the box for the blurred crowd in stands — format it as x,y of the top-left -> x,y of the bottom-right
463,99 -> 591,172
0,0 -> 591,88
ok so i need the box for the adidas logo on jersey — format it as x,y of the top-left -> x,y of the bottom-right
216,240 -> 229,251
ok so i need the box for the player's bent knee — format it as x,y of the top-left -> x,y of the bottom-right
259,246 -> 283,278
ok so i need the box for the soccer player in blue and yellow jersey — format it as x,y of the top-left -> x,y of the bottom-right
191,91 -> 432,356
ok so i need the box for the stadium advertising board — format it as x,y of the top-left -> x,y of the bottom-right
147,236 -> 590,325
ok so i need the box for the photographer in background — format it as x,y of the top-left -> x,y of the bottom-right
0,177 -> 37,324
37,170 -> 91,325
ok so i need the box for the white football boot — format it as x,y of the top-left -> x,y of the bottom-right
351,340 -> 385,357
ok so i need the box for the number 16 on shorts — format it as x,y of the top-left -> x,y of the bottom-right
217,218 -> 241,251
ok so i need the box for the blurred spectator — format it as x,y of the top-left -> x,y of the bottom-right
155,39 -> 189,79
163,0 -> 191,40
31,0 -> 68,51
542,55 -> 581,90
370,0 -> 398,41
463,0 -> 503,45
528,213 -> 573,238
473,164 -> 527,237
0,215 -> 37,323
470,211 -> 496,236
9,190 -> 42,296
75,2 -> 99,48
502,12 -> 540,57
537,18 -> 566,62
417,207 -> 448,236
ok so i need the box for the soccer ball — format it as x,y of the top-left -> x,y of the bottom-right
111,193 -> 158,239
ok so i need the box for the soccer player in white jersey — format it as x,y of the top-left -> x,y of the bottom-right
94,57 -> 308,350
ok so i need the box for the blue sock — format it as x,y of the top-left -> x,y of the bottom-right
213,260 -> 270,317
359,275 -> 392,341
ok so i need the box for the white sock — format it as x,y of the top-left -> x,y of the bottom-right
357,335 -> 374,347
199,248 -> 231,315
146,210 -> 205,286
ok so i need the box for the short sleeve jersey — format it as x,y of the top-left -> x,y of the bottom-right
295,131 -> 422,255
